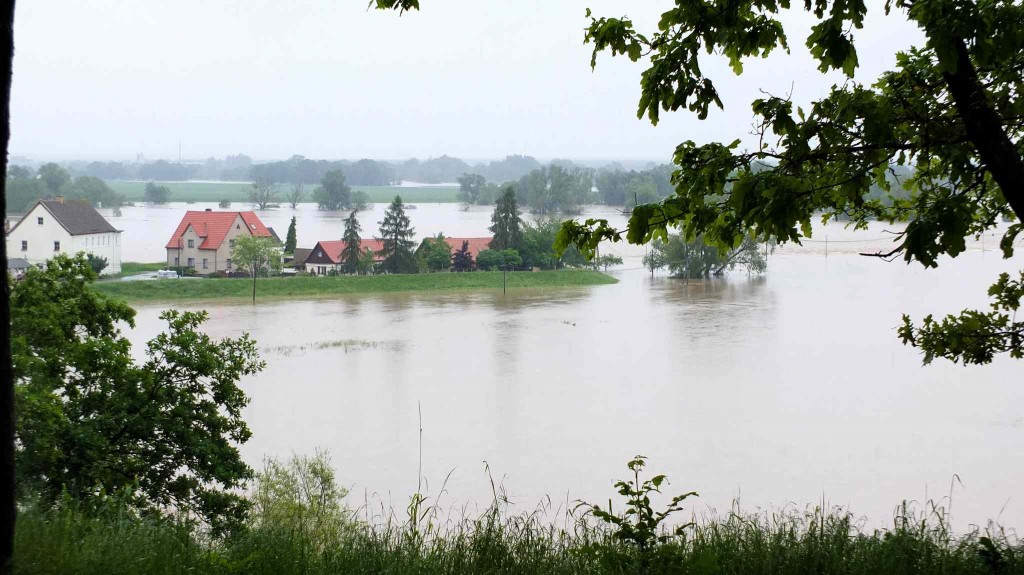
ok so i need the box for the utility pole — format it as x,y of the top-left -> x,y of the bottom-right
252,257 -> 257,304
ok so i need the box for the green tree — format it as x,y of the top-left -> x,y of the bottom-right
648,234 -> 767,280
143,182 -> 170,204
5,176 -> 44,213
86,253 -> 108,275
499,249 -> 522,269
313,170 -> 351,211
11,254 -> 263,530
377,196 -> 417,274
248,177 -> 279,210
62,176 -> 124,208
642,245 -> 667,277
594,254 -> 624,272
457,173 -> 486,204
219,199 -> 231,208
419,234 -> 453,272
549,0 -> 1024,364
475,249 -> 503,271
489,187 -> 523,251
357,247 -> 376,275
284,216 -> 297,255
351,190 -> 370,211
341,210 -> 363,275
231,236 -> 282,278
37,163 -> 69,196
6,165 -> 30,179
452,240 -> 475,272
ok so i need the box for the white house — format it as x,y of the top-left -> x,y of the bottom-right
6,198 -> 122,274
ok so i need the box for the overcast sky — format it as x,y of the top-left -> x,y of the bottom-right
10,0 -> 924,163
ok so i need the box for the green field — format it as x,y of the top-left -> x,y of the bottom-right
105,180 -> 459,203
94,270 -> 616,302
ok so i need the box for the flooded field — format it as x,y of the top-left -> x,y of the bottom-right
117,203 -> 1024,531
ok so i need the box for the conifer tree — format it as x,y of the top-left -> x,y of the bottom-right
284,216 -> 297,254
377,196 -> 416,273
341,210 -> 363,275
489,186 -> 523,251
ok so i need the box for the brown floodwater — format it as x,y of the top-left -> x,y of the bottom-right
118,203 -> 1023,530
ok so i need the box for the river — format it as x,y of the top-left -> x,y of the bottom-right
112,202 -> 1023,531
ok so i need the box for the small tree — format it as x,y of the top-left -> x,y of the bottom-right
421,234 -> 453,272
499,249 -> 522,269
452,241 -> 474,272
85,253 -> 108,275
248,177 -> 279,210
287,183 -> 305,208
377,196 -> 417,274
143,182 -> 170,204
357,247 -> 376,275
489,187 -> 523,251
594,254 -> 623,272
457,173 -> 486,204
314,170 -> 351,211
218,199 -> 231,208
284,216 -> 297,255
231,236 -> 281,278
476,249 -> 502,271
341,210 -> 363,275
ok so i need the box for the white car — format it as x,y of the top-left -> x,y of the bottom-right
156,269 -> 179,279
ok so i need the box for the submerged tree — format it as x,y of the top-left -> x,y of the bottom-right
489,187 -> 523,251
341,210 -> 363,275
11,254 -> 264,531
313,170 -> 351,211
377,196 -> 417,273
647,235 -> 766,280
143,182 -> 170,204
287,182 -> 305,208
248,177 -> 279,210
457,173 -> 487,205
542,0 -> 1024,364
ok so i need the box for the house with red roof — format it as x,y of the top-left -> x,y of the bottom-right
304,239 -> 387,275
440,237 -> 492,260
165,209 -> 273,273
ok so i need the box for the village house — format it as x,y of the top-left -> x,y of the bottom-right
437,237 -> 492,259
5,197 -> 123,274
304,239 -> 386,275
165,209 -> 273,273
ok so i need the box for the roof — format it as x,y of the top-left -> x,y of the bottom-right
9,199 -> 119,236
442,237 -> 492,259
165,210 -> 271,250
267,227 -> 282,245
7,258 -> 29,270
310,239 -> 387,264
290,248 -> 312,266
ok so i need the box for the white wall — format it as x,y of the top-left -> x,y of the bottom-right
6,203 -> 122,275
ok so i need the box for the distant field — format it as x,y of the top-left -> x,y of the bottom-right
93,270 -> 616,302
105,180 -> 459,204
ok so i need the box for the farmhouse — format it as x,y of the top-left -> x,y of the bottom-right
439,237 -> 492,259
5,198 -> 122,274
165,209 -> 273,273
304,239 -> 386,275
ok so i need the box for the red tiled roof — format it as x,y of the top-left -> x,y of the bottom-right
165,211 -> 271,249
310,239 -> 387,263
443,237 -> 493,259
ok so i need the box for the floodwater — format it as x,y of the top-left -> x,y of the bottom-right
118,203 -> 1023,531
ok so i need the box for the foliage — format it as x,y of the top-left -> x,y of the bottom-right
313,170 -> 352,211
37,163 -> 70,195
419,234 -> 453,272
488,187 -> 523,251
593,254 -> 624,272
351,190 -> 371,211
642,246 -> 668,277
103,180 -> 458,204
899,270 -> 1024,365
250,155 -> 395,186
218,199 -> 231,208
284,217 -> 297,254
357,247 -> 377,275
248,178 -> 279,210
552,0 -> 1024,363
377,196 -> 417,274
511,166 -> 594,214
476,249 -> 521,271
10,254 -> 263,530
287,183 -> 305,208
61,176 -> 125,208
452,240 -> 474,272
230,236 -> 282,277
595,165 -> 674,208
342,210 -> 363,275
143,182 -> 170,204
5,175 -> 45,213
457,173 -> 498,205
646,234 -> 767,279
86,253 -> 108,275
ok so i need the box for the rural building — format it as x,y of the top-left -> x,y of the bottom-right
165,209 -> 273,273
304,239 -> 386,275
440,237 -> 492,259
7,257 -> 30,278
5,198 -> 123,274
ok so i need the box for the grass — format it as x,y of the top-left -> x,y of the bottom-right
105,180 -> 459,203
99,261 -> 167,280
92,270 -> 618,302
15,494 -> 1021,575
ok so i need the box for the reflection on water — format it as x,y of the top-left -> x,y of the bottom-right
122,215 -> 1024,532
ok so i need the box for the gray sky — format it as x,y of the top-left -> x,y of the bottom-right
10,0 -> 924,162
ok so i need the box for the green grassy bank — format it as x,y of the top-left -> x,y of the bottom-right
94,270 -> 617,302
15,499 -> 1020,575
105,180 -> 459,203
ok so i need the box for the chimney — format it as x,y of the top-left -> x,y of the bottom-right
55,195 -> 64,204
205,208 -> 212,212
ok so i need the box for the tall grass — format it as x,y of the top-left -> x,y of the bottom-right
14,455 -> 1021,575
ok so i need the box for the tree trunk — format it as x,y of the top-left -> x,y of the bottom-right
0,2 -> 16,572
941,35 -> 1024,222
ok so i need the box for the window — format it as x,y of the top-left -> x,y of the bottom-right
229,239 -> 235,248
202,258 -> 208,269
187,257 -> 195,268
20,241 -> 27,251
187,239 -> 195,248
174,257 -> 179,266
36,217 -> 43,225
53,241 -> 60,252
226,258 -> 232,269
236,224 -> 240,229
